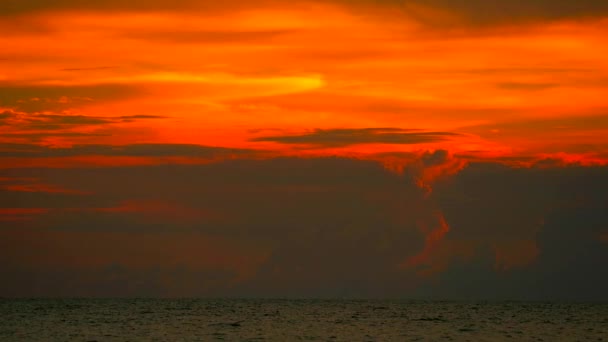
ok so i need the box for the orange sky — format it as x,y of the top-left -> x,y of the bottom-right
1,1 -> 608,166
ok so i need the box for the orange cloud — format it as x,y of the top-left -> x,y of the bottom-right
0,4 -> 606,161
400,212 -> 451,274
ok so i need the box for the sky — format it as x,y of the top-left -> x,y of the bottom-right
1,0 -> 607,299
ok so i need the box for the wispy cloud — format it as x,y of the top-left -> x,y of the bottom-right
19,113 -> 165,130
0,84 -> 142,113
0,143 -> 256,158
252,128 -> 460,147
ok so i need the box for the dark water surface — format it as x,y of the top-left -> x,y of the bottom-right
1,299 -> 607,341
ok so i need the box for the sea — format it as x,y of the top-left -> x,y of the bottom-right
1,299 -> 606,341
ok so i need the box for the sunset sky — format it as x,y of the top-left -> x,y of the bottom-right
1,0 -> 608,299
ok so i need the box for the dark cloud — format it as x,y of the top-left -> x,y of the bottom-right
0,228 -> 243,297
434,163 -> 560,240
0,143 -> 254,158
0,157 -> 429,297
0,83 -> 141,113
0,265 -> 237,297
413,162 -> 608,300
14,113 -> 166,130
422,0 -> 608,22
1,157 -> 607,299
23,114 -> 113,130
414,208 -> 608,301
252,128 -> 459,147
421,149 -> 449,166
0,132 -> 109,141
0,113 -> 166,142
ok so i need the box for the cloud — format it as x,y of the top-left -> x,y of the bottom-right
0,143 -> 255,158
0,112 -> 167,144
408,162 -> 608,299
0,156 -> 430,296
1,154 -> 608,298
0,84 -> 141,113
0,110 -> 168,143
13,113 -> 165,130
411,0 -> 608,23
413,204 -> 608,301
0,264 -> 237,297
252,128 -> 459,147
0,132 -> 110,143
22,114 -> 114,129
0,227 -> 265,297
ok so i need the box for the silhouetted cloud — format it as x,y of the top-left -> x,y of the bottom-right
15,113 -> 165,130
0,112 -> 167,143
0,84 -> 141,113
252,128 -> 459,147
1,157 -> 606,298
412,163 -> 608,300
1,132 -> 110,142
0,143 -> 254,158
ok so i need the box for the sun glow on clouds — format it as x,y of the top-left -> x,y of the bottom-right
1,2 -> 607,162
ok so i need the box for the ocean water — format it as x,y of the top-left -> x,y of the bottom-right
1,299 -> 606,341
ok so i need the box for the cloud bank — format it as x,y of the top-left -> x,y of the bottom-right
1,156 -> 606,299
